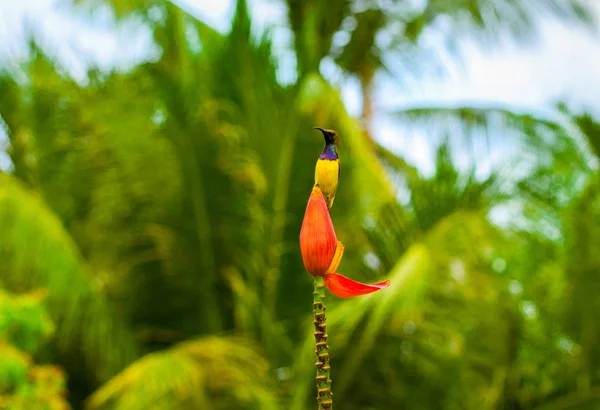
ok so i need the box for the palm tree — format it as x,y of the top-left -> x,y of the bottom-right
1,0 -> 599,409
285,0 -> 593,134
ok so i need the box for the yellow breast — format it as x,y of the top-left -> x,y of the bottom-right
315,159 -> 339,208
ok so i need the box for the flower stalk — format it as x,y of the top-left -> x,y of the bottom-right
301,179 -> 389,409
313,275 -> 333,409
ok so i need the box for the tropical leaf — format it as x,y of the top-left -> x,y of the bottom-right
569,108 -> 600,160
291,211 -> 514,410
392,103 -> 560,145
386,0 -> 594,82
422,0 -> 593,42
391,102 -> 596,178
3,1 -> 600,409
0,174 -> 138,382
86,336 -> 279,410
285,0 -> 351,76
72,0 -> 156,20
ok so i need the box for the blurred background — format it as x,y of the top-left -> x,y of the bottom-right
1,0 -> 600,409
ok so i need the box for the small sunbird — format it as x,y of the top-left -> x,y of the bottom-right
314,127 -> 340,209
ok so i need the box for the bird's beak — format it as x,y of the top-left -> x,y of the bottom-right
314,127 -> 327,135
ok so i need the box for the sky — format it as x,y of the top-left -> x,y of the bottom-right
1,0 -> 600,174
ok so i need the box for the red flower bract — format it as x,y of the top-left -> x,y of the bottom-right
300,186 -> 337,277
324,273 -> 390,298
299,185 -> 390,297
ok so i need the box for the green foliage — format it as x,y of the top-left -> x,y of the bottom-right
0,289 -> 54,354
0,174 -> 138,383
0,288 -> 70,410
0,0 -> 599,409
291,209 -> 513,409
86,337 -> 279,410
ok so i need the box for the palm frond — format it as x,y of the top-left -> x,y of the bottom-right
349,0 -> 594,86
424,0 -> 594,42
0,174 -> 138,382
291,211 -> 512,410
392,102 -> 559,142
86,336 -> 279,410
71,0 -> 156,20
571,110 -> 600,160
391,103 -> 596,173
285,0 -> 352,75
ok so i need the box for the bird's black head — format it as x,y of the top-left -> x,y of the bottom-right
314,127 -> 340,147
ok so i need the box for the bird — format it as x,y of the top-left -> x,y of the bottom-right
313,127 -> 340,209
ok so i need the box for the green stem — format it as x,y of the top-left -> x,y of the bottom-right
313,276 -> 333,409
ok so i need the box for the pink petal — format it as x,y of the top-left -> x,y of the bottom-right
324,273 -> 390,298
